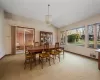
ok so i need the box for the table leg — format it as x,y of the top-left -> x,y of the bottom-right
63,48 -> 64,59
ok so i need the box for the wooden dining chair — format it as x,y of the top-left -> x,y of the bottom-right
34,42 -> 39,47
24,46 -> 36,70
34,42 -> 40,64
39,43 -> 51,69
24,50 -> 33,70
55,42 -> 64,58
50,42 -> 62,62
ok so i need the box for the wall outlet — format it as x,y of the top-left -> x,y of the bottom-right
90,53 -> 96,58
92,54 -> 96,58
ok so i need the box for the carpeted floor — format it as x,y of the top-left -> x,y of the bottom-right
0,52 -> 100,80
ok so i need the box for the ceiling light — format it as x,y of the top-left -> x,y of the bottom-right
45,4 -> 52,25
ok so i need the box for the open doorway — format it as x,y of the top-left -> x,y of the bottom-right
16,27 -> 35,54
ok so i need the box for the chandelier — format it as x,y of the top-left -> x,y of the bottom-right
45,4 -> 52,24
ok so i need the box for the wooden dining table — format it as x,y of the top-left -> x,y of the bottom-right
27,45 -> 64,68
28,45 -> 64,55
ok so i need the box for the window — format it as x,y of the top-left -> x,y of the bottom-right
60,31 -> 66,45
62,23 -> 100,48
88,25 -> 94,48
97,24 -> 100,48
67,27 -> 85,46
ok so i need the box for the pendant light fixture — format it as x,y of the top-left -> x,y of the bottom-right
45,4 -> 52,24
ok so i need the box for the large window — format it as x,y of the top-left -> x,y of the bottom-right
67,27 -> 85,46
88,24 -> 100,48
88,25 -> 94,48
60,31 -> 66,45
62,23 -> 100,48
97,24 -> 100,48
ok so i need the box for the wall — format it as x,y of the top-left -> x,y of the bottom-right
4,13 -> 57,55
0,8 -> 5,58
58,14 -> 100,59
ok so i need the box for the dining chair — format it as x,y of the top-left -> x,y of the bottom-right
34,42 -> 39,47
39,43 -> 51,69
50,42 -> 62,62
34,42 -> 40,64
24,50 -> 33,70
24,46 -> 36,70
55,42 -> 64,58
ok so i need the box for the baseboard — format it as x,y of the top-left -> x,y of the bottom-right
0,56 -> 5,60
5,54 -> 14,56
0,54 -> 14,60
64,50 -> 98,61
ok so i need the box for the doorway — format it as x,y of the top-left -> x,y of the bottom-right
16,27 -> 35,54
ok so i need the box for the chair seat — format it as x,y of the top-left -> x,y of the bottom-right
26,53 -> 35,58
26,54 -> 32,58
39,52 -> 50,58
57,49 -> 63,52
51,50 -> 60,55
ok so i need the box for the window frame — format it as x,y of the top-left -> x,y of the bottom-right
66,26 -> 85,46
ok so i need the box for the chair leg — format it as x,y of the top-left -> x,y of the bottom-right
24,60 -> 26,69
41,58 -> 43,69
34,55 -> 37,65
63,50 -> 64,59
30,59 -> 32,70
53,55 -> 55,64
39,56 -> 40,64
46,58 -> 48,62
55,55 -> 56,59
59,54 -> 60,62
48,58 -> 51,66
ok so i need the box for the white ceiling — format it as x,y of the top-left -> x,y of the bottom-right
0,0 -> 100,28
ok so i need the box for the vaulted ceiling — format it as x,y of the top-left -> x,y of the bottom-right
0,0 -> 100,28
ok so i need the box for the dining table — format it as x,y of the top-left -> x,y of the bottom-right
26,45 -> 64,69
28,45 -> 64,56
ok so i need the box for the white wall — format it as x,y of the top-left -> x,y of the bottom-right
58,14 -> 100,59
0,8 -> 5,58
4,13 -> 57,55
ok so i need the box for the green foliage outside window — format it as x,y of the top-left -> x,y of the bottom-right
68,34 -> 80,43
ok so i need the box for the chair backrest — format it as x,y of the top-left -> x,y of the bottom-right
24,48 -> 29,58
25,45 -> 33,54
25,45 -> 33,50
34,42 -> 39,47
55,42 -> 59,49
25,46 -> 32,59
44,42 -> 49,48
44,42 -> 49,52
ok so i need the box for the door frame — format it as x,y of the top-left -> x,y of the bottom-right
11,26 -> 35,55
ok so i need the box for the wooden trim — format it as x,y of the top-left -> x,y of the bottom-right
0,56 -> 5,60
11,26 -> 35,55
0,54 -> 14,60
5,54 -> 14,56
16,26 -> 35,29
40,31 -> 53,34
64,50 -> 98,61
14,26 -> 35,54
16,26 -> 35,42
11,26 -> 16,55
